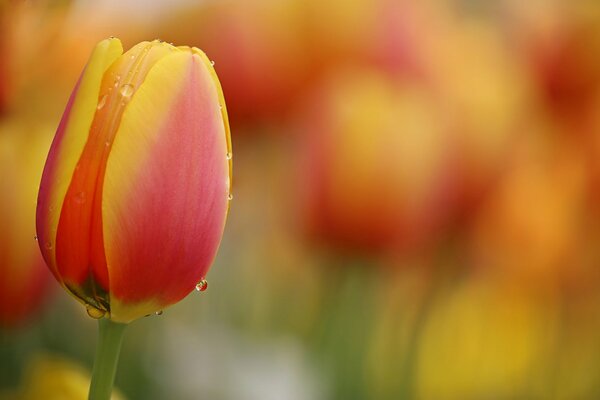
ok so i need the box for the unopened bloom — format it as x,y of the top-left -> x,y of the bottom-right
36,38 -> 231,323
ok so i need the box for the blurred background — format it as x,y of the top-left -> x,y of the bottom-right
2,0 -> 600,399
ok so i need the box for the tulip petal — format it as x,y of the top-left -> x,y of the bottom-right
102,50 -> 230,322
36,38 -> 122,284
53,41 -> 174,309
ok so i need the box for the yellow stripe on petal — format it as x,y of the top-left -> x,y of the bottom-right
190,47 -> 233,199
37,38 -> 122,278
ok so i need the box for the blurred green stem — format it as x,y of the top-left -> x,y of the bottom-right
88,318 -> 127,400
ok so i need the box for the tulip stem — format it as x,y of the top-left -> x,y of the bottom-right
88,318 -> 127,400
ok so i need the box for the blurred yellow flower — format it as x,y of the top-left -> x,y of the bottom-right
1,354 -> 124,400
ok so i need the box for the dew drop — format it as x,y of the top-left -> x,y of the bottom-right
120,84 -> 134,98
226,152 -> 232,160
97,94 -> 108,110
86,305 -> 106,319
155,310 -> 163,316
130,54 -> 136,59
73,191 -> 86,204
195,279 -> 208,292
44,241 -> 53,250
210,60 -> 215,66
228,193 -> 233,201
34,235 -> 38,241
105,140 -> 111,147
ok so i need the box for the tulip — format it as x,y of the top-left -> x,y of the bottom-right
35,37 -> 231,400
469,138 -> 586,289
36,37 -> 231,323
162,0 -> 310,128
0,121 -> 53,328
295,70 -> 452,254
16,354 -> 125,400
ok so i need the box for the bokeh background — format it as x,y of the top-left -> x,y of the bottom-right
2,0 -> 600,399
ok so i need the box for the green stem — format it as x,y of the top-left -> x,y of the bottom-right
88,318 -> 127,400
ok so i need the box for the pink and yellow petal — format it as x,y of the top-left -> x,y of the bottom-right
102,50 -> 230,322
36,38 -> 122,281
54,41 -> 175,298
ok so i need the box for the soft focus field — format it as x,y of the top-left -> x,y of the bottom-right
2,1 -> 600,399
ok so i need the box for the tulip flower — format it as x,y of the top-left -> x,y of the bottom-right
162,0 -> 310,127
0,122 -> 53,328
296,70 -> 451,254
36,37 -> 231,400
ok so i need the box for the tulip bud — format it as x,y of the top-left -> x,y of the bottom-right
36,38 -> 232,323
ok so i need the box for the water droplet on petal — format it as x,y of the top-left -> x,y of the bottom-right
34,235 -> 38,241
120,84 -> 134,98
210,60 -> 215,66
73,191 -> 86,204
97,94 -> 108,110
105,140 -> 111,147
195,279 -> 208,292
226,152 -> 232,160
155,310 -> 163,316
86,305 -> 106,319
44,241 -> 53,250
228,193 -> 233,201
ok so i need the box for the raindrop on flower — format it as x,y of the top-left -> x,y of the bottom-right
210,60 -> 215,66
73,191 -> 86,204
226,152 -> 232,160
120,84 -> 134,98
195,279 -> 208,292
155,310 -> 163,316
34,235 -> 38,241
86,305 -> 106,319
228,193 -> 233,201
97,95 -> 108,110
